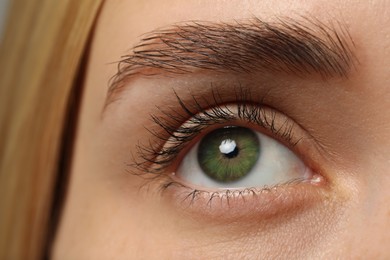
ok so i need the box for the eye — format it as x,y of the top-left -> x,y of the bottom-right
133,89 -> 326,214
177,126 -> 313,189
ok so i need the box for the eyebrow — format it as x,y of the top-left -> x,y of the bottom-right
106,17 -> 357,104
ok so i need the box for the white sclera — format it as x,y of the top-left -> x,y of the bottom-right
176,130 -> 311,189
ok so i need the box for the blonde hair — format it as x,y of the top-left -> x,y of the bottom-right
0,1 -> 103,259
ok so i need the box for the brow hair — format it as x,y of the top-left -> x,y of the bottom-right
107,17 -> 356,102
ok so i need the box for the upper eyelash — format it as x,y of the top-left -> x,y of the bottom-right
130,87 -> 297,176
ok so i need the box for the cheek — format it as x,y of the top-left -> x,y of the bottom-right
352,167 -> 390,257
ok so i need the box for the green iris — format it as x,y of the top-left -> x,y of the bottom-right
197,126 -> 260,183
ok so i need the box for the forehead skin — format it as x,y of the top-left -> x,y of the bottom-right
53,0 -> 390,259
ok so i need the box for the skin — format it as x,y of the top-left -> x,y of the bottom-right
53,0 -> 390,259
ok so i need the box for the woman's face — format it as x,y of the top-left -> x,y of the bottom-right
53,1 -> 390,259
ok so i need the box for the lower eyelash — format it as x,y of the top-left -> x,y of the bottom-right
158,176 -> 311,206
131,87 -> 297,176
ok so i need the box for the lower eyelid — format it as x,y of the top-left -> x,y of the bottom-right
158,176 -> 328,223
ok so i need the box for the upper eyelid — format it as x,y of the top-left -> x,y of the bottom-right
131,89 -> 307,175
105,16 -> 357,109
